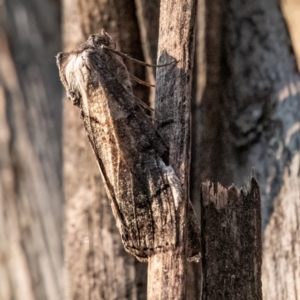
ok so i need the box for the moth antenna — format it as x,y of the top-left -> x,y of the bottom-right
133,96 -> 154,112
131,75 -> 155,87
102,45 -> 177,68
98,29 -> 110,40
133,96 -> 169,124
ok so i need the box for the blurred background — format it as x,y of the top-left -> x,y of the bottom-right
0,0 -> 299,299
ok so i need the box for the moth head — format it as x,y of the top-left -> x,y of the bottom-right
88,30 -> 116,49
56,31 -> 118,111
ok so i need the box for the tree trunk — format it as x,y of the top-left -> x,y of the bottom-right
148,0 -> 198,298
194,0 -> 300,298
62,0 -> 150,298
0,0 -> 63,299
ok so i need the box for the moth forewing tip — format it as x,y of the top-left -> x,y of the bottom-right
56,51 -> 69,67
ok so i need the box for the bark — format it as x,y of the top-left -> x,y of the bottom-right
201,178 -> 262,299
0,0 -> 63,299
221,2 -> 300,298
62,0 -> 150,298
195,0 -> 300,298
150,0 -> 199,298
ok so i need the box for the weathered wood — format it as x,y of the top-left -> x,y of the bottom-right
201,178 -> 262,300
148,0 -> 198,298
193,0 -> 300,298
0,0 -> 63,299
262,155 -> 300,300
62,0 -> 150,298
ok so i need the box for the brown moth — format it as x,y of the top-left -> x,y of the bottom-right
56,31 -> 200,262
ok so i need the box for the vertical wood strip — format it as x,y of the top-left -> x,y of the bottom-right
201,178 -> 262,300
148,0 -> 198,299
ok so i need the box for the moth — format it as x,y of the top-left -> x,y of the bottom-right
56,30 -> 201,262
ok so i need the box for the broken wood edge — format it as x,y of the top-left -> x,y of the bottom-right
200,177 -> 262,299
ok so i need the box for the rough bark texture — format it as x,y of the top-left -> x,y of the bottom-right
0,0 -> 63,299
195,0 -> 300,298
201,178 -> 262,299
62,0 -> 150,299
262,152 -> 300,300
222,2 -> 300,298
150,0 -> 198,298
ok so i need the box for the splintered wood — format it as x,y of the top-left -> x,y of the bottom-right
201,178 -> 262,300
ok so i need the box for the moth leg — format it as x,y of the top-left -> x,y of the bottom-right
67,91 -> 81,107
155,117 -> 174,129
